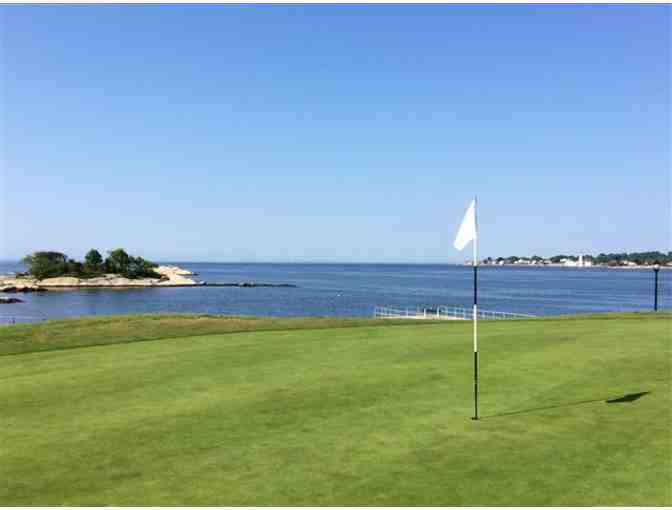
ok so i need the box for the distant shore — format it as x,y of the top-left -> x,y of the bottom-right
468,263 -> 670,269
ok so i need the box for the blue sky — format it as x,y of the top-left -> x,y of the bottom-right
1,5 -> 669,262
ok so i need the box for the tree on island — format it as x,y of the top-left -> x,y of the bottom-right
105,248 -> 160,278
104,249 -> 158,279
21,251 -> 69,280
126,256 -> 158,279
22,249 -> 159,280
84,249 -> 104,274
105,248 -> 131,275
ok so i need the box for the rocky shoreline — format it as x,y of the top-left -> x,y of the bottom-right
0,265 -> 198,292
0,265 -> 297,293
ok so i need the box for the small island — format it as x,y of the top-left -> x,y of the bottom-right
0,249 -> 298,292
0,249 -> 198,291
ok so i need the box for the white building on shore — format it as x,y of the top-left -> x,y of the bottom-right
563,255 -> 593,267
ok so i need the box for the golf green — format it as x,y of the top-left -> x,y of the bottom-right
1,313 -> 670,505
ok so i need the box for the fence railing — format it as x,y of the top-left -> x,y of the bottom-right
373,305 -> 535,321
0,316 -> 46,325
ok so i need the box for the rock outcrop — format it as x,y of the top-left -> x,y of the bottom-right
0,297 -> 24,304
0,283 -> 46,292
0,276 -> 43,292
152,266 -> 197,285
154,265 -> 194,276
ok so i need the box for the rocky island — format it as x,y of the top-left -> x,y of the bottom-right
0,249 -> 199,291
0,265 -> 199,291
1,250 -> 296,292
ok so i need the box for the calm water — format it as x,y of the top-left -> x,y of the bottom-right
0,262 -> 669,323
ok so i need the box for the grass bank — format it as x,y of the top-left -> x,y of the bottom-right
1,313 -> 670,505
0,314 -> 427,356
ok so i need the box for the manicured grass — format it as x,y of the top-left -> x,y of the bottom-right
0,314 -> 429,356
1,313 -> 670,505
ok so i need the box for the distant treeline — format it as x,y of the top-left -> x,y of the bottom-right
589,251 -> 672,266
21,249 -> 159,280
484,251 -> 672,266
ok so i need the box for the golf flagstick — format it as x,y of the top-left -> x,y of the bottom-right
473,199 -> 478,420
453,197 -> 479,420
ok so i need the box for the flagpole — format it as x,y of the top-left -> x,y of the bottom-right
472,197 -> 479,420
453,197 -> 479,421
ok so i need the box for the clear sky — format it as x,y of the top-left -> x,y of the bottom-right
1,5 -> 669,263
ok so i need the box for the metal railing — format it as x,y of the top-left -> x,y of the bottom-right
373,305 -> 535,321
0,316 -> 46,325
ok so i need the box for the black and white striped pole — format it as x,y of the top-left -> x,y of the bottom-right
453,197 -> 479,420
472,198 -> 479,420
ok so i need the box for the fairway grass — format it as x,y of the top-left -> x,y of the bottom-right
1,313 -> 670,505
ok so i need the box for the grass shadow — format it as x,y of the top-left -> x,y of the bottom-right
484,391 -> 651,419
606,391 -> 650,403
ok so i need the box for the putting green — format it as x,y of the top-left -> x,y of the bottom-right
1,313 -> 670,505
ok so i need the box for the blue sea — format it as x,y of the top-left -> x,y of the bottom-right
0,262 -> 669,323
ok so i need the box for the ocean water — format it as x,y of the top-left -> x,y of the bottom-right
0,262 -> 669,323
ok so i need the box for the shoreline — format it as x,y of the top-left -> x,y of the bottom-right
0,262 -> 298,292
34,282 -> 298,289
0,264 -> 199,292
465,264 -> 670,269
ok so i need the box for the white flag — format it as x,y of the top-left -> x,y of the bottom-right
453,199 -> 477,251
